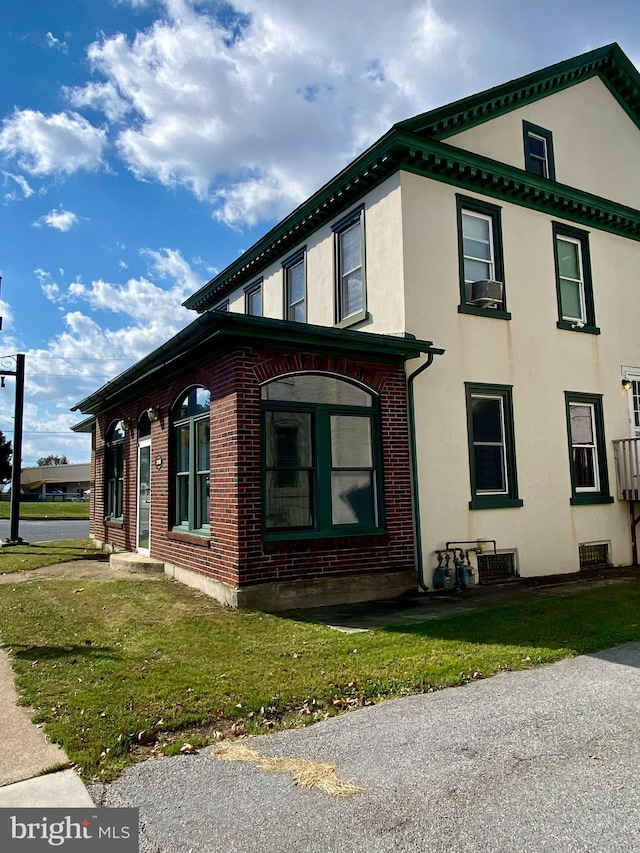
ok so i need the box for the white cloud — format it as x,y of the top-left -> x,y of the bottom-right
34,208 -> 80,231
2,171 -> 34,201
0,251 -> 201,465
46,31 -> 68,52
0,297 -> 14,331
69,0 -> 456,225
0,109 -> 106,176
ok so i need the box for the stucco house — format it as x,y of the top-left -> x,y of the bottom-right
73,43 -> 640,609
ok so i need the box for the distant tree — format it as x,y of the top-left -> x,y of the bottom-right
37,454 -> 69,467
0,431 -> 12,484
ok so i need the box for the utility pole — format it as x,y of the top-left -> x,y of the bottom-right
1,353 -> 28,545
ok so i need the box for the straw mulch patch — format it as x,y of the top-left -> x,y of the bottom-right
210,741 -> 362,797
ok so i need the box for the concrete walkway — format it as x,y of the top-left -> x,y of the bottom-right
0,649 -> 93,806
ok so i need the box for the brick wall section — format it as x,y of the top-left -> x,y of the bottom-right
88,344 -> 416,591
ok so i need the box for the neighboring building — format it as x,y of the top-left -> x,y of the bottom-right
20,463 -> 90,500
73,43 -> 640,609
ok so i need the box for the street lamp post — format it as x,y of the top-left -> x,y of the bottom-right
1,353 -> 28,546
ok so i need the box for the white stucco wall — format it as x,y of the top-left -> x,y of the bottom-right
223,173 -> 406,334
401,169 -> 639,579
445,76 -> 640,210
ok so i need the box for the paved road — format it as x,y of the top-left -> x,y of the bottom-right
0,519 -> 89,542
93,643 -> 640,853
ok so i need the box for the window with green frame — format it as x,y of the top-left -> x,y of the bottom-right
283,249 -> 306,323
456,195 -> 510,319
333,206 -> 367,327
564,392 -> 613,506
523,121 -> 555,180
465,383 -> 523,509
105,420 -> 125,520
261,373 -> 383,539
172,386 -> 211,533
552,223 -> 599,334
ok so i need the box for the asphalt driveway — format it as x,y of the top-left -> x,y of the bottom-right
92,642 -> 640,852
0,518 -> 89,542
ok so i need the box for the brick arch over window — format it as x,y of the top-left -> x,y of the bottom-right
260,371 -> 384,539
252,352 -> 391,394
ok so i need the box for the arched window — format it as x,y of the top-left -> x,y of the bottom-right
105,420 -> 125,520
261,373 -> 383,538
172,386 -> 210,533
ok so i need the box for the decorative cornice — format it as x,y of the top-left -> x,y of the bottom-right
399,43 -> 640,139
184,43 -> 640,313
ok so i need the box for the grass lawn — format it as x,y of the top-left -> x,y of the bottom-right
0,540 -> 104,573
0,501 -> 90,520
0,576 -> 639,782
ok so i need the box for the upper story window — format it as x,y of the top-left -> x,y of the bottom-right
245,280 -> 263,317
105,420 -> 126,520
214,301 -> 229,312
523,121 -> 555,180
172,386 -> 210,534
261,373 -> 383,539
333,207 -> 366,326
552,223 -> 599,334
456,195 -> 509,319
283,249 -> 306,323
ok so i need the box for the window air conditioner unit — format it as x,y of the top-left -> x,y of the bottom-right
469,279 -> 503,308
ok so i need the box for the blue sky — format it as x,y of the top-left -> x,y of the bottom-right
1,0 -> 640,466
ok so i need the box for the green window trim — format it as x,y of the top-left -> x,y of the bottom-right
261,373 -> 385,541
283,248 -> 306,323
104,420 -> 125,521
333,206 -> 367,325
552,223 -> 597,331
564,392 -> 613,506
465,382 -> 523,510
244,279 -> 263,317
523,121 -> 556,180
456,195 -> 508,317
172,387 -> 211,535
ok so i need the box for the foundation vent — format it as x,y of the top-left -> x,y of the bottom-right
578,542 -> 611,570
476,551 -> 517,584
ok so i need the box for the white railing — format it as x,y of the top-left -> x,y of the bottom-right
612,438 -> 640,500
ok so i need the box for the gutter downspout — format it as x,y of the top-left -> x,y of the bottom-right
407,348 -> 445,591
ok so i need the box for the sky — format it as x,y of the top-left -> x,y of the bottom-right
1,0 -> 640,467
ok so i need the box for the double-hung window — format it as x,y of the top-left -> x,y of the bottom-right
465,383 -> 522,509
245,280 -> 263,316
262,373 -> 383,538
333,207 -> 366,326
172,386 -> 210,533
105,420 -> 125,520
523,121 -> 555,180
456,195 -> 509,318
283,249 -> 306,323
553,223 -> 599,333
564,392 -> 613,505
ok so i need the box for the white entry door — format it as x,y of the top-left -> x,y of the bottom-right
137,438 -> 151,555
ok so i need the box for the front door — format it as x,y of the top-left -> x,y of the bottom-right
137,438 -> 151,555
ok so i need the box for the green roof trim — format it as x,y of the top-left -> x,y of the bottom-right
398,43 -> 640,139
70,415 -> 96,434
72,311 -> 443,416
184,43 -> 640,313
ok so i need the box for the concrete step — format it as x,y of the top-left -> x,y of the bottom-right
109,552 -> 165,574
